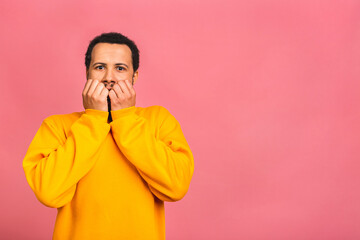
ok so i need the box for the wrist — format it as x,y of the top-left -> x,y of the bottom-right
84,109 -> 109,122
110,106 -> 136,120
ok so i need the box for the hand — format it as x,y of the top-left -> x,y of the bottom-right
82,79 -> 109,112
108,79 -> 136,111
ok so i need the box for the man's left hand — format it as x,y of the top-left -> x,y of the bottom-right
109,79 -> 136,111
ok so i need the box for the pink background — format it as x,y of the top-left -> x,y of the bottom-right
1,0 -> 360,239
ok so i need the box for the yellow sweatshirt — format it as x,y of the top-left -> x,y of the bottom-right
22,105 -> 194,240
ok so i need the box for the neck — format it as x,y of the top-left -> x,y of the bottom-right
107,96 -> 112,123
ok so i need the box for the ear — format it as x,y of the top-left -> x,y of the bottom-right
132,70 -> 139,85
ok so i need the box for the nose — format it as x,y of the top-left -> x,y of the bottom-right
102,69 -> 115,90
102,80 -> 115,90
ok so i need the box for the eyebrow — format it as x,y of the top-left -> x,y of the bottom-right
93,62 -> 129,68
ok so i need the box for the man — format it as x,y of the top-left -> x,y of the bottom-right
22,32 -> 194,240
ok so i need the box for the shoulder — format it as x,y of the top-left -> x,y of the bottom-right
139,105 -> 175,121
138,105 -> 180,129
43,111 -> 83,130
139,105 -> 172,116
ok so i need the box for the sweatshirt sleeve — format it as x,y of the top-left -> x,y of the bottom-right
109,106 -> 194,202
22,109 -> 111,208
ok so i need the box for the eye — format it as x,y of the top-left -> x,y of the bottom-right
95,65 -> 104,70
117,66 -> 125,71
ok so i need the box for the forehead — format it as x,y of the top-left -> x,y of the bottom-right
91,43 -> 132,63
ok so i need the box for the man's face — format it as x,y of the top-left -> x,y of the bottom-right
86,43 -> 138,90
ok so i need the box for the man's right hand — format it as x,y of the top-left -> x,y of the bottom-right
82,79 -> 109,112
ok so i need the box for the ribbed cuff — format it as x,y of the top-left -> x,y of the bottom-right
110,106 -> 137,120
84,109 -> 109,123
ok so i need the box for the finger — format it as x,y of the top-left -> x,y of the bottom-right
108,89 -> 117,100
125,79 -> 136,95
100,86 -> 109,98
88,79 -> 99,96
83,79 -> 93,95
118,80 -> 131,96
112,83 -> 123,98
93,82 -> 105,96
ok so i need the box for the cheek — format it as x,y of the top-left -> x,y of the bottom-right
88,71 -> 104,79
113,72 -> 131,81
124,72 -> 134,79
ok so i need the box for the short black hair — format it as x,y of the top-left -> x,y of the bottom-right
85,32 -> 140,72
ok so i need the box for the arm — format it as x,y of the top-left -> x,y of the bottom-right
22,109 -> 110,208
109,106 -> 194,202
